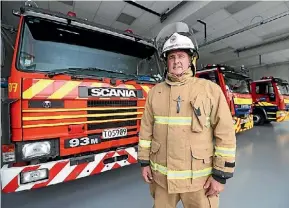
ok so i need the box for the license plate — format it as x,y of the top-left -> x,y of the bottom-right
102,128 -> 127,139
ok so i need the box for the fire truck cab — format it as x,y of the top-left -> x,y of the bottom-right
1,5 -> 162,193
251,76 -> 289,125
196,64 -> 254,133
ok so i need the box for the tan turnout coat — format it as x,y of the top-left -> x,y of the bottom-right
138,76 -> 237,194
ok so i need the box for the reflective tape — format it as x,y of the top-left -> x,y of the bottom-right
154,116 -> 191,125
150,160 -> 212,179
139,139 -> 151,148
205,117 -> 211,127
215,146 -> 236,157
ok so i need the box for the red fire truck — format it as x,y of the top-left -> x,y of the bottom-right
1,5 -> 162,193
196,64 -> 254,133
250,76 -> 289,125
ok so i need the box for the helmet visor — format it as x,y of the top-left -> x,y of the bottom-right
155,22 -> 198,57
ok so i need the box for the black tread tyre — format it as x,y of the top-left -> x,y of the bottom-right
253,112 -> 266,126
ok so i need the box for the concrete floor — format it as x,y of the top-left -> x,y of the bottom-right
2,122 -> 289,208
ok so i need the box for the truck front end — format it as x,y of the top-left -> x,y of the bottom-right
232,94 -> 254,133
276,79 -> 289,122
1,6 -> 161,193
251,77 -> 289,125
223,70 -> 254,133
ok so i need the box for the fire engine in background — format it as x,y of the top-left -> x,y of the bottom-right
250,76 -> 289,125
1,5 -> 162,193
196,64 -> 254,133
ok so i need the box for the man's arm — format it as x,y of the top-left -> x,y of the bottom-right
137,90 -> 154,167
210,84 -> 237,184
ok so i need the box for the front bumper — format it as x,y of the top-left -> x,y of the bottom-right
1,146 -> 137,193
276,111 -> 289,122
234,115 -> 254,133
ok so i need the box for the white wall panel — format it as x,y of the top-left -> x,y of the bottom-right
250,64 -> 289,82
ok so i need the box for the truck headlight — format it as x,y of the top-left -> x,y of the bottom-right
20,168 -> 49,184
22,141 -> 51,160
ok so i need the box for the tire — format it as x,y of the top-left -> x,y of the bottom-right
253,112 -> 266,126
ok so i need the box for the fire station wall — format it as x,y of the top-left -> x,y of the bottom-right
249,64 -> 289,82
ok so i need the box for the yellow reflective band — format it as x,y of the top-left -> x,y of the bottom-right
23,106 -> 144,113
23,112 -> 143,121
150,161 -> 212,179
167,168 -> 212,180
154,116 -> 191,125
233,98 -> 252,105
258,102 -> 275,106
150,161 -> 167,175
139,139 -> 151,148
22,80 -> 54,99
48,81 -> 81,99
215,146 -> 236,157
205,117 -> 211,127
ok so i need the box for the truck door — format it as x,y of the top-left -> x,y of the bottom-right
255,81 -> 277,104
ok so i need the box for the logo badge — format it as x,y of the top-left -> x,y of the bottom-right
42,101 -> 52,108
170,35 -> 177,43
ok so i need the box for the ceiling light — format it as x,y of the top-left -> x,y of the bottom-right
225,1 -> 258,15
210,47 -> 234,55
58,1 -> 74,6
116,13 -> 136,25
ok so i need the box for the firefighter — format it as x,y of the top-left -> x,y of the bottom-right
137,22 -> 236,208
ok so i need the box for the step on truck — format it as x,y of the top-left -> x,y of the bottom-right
196,64 -> 254,133
250,76 -> 289,125
0,5 -> 162,193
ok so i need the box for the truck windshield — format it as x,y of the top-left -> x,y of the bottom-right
224,72 -> 250,94
17,16 -> 160,81
277,84 -> 289,95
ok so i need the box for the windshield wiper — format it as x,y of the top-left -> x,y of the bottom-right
46,67 -> 137,79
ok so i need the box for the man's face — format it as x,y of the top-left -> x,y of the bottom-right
166,50 -> 191,75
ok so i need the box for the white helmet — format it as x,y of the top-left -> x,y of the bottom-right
155,22 -> 199,59
162,32 -> 196,58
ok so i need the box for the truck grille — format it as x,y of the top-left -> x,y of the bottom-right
87,100 -> 139,130
88,120 -> 137,130
88,100 -> 137,107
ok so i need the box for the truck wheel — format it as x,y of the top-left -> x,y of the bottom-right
253,112 -> 265,126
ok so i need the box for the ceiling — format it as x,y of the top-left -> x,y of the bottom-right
2,1 -> 289,70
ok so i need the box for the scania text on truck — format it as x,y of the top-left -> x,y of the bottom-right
0,6 -> 162,193
251,76 -> 289,125
196,64 -> 254,133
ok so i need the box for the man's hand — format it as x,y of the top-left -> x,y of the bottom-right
204,176 -> 224,197
141,166 -> 153,183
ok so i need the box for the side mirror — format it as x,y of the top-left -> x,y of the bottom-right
1,35 -> 8,88
1,35 -> 5,68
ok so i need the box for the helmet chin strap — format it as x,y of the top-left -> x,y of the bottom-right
190,56 -> 197,77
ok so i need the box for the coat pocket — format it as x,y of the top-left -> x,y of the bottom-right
190,147 -> 213,183
150,140 -> 161,154
149,140 -> 161,174
190,95 -> 211,133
